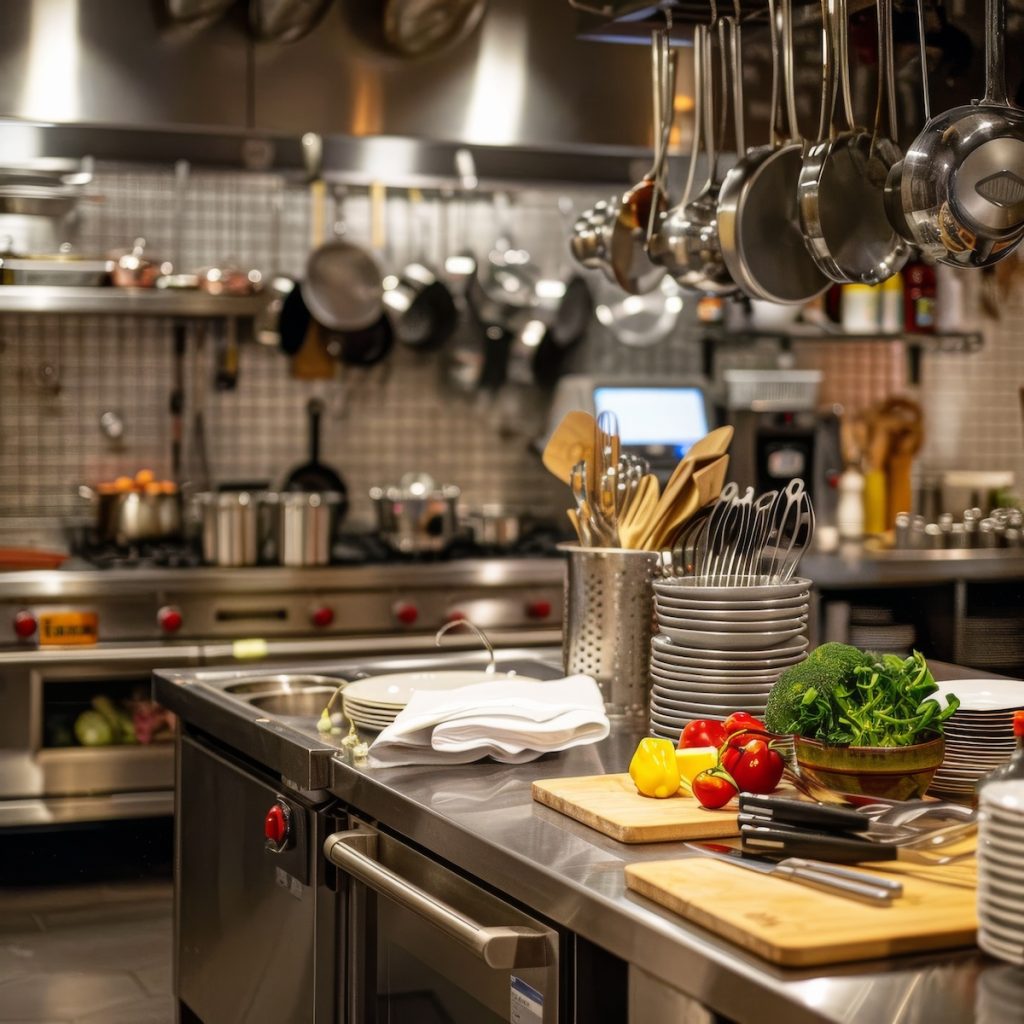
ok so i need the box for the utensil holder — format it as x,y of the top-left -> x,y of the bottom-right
562,545 -> 660,715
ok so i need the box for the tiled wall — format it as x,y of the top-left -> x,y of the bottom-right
0,162 -> 1019,548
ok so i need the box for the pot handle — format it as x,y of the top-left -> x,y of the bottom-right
982,0 -> 1009,107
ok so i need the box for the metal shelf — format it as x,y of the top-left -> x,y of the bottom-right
0,286 -> 270,318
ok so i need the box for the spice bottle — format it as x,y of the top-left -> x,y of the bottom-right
903,258 -> 937,334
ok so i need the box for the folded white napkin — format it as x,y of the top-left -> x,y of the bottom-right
367,674 -> 609,767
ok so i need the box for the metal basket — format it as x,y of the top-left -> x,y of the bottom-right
562,545 -> 660,715
723,369 -> 823,412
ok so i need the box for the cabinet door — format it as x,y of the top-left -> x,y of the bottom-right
251,0 -> 670,151
0,0 -> 248,129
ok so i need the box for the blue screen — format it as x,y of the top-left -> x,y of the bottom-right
593,386 -> 709,454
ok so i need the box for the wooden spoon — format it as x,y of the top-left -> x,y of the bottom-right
618,473 -> 661,549
542,411 -> 595,486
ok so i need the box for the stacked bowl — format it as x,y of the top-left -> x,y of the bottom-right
648,576 -> 811,740
977,780 -> 1024,966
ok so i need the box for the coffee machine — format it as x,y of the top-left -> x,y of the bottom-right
722,370 -> 842,508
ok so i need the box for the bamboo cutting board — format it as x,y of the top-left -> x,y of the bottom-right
625,854 -> 977,967
532,773 -> 740,843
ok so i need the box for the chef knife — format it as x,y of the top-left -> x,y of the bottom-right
685,843 -> 898,905
740,825 -> 975,865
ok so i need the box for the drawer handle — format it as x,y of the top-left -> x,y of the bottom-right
323,830 -> 550,970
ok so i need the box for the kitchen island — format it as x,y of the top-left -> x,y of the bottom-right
155,652 -> 1000,1024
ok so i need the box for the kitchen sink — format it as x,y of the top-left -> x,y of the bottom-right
249,689 -> 338,718
225,674 -> 343,695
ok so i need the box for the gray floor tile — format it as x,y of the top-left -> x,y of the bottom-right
0,971 -> 143,1022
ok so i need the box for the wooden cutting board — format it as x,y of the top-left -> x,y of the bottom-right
625,853 -> 977,967
532,773 -> 740,843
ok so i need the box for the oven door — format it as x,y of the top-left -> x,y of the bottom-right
324,821 -> 561,1023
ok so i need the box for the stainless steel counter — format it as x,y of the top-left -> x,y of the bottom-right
329,720 -> 989,1024
155,649 -> 1001,1023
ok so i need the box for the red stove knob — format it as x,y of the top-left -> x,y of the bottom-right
446,610 -> 467,624
526,599 -> 552,620
157,606 -> 183,634
264,801 -> 291,852
394,602 -> 419,626
13,610 -> 37,639
310,605 -> 335,628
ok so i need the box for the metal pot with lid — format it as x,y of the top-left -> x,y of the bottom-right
370,473 -> 461,553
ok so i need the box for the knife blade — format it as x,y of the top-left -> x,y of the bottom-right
685,843 -> 898,905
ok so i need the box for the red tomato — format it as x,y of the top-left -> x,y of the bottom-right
678,719 -> 727,750
721,735 -> 785,794
691,768 -> 738,809
722,711 -> 765,736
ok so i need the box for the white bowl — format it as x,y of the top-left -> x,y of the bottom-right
653,688 -> 771,709
654,577 -> 813,601
653,592 -> 811,612
653,634 -> 808,663
655,602 -> 811,624
656,613 -> 807,634
651,678 -> 776,696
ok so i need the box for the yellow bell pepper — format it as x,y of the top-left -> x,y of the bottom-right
629,737 -> 681,799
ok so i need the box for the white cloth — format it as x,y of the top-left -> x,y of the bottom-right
367,674 -> 609,767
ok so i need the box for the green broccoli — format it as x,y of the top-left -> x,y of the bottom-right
764,643 -> 873,735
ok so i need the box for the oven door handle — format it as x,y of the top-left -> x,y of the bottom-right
323,829 -> 550,970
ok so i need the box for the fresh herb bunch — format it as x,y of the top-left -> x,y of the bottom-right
768,647 -> 960,747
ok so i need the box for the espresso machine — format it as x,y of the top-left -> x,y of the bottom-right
722,370 -> 842,509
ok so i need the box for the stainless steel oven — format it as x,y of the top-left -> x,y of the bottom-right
325,819 -> 561,1023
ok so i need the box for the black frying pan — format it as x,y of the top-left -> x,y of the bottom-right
283,399 -> 349,522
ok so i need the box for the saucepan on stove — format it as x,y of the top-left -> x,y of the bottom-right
79,471 -> 181,545
195,490 -> 279,567
370,472 -> 461,553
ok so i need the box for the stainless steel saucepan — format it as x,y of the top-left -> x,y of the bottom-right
893,0 -> 1024,268
797,0 -> 908,285
717,0 -> 830,304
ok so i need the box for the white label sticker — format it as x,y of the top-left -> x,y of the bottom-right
510,977 -> 543,1024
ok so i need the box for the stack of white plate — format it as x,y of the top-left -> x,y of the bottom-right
928,679 -> 1024,799
342,670 -> 541,732
977,780 -> 1024,966
648,577 -> 811,741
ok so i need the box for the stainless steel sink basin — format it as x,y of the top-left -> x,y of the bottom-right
226,674 -> 343,696
249,689 -> 338,718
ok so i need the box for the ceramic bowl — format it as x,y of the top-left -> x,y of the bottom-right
793,734 -> 945,801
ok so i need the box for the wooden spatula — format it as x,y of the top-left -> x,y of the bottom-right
618,474 -> 660,549
643,454 -> 730,552
543,411 -> 596,486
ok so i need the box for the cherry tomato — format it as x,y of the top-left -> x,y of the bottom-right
720,735 -> 785,794
691,767 -> 738,809
722,711 -> 765,736
678,719 -> 727,750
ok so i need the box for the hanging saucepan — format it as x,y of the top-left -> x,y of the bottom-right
343,0 -> 486,58
383,192 -> 457,351
650,12 -> 739,296
248,0 -> 332,42
717,0 -> 830,304
797,0 -> 909,285
606,26 -> 672,295
892,0 -> 1024,268
303,186 -> 383,333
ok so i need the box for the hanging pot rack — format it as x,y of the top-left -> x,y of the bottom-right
569,0 -> 876,31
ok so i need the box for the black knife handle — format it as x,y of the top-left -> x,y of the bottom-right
738,793 -> 870,833
741,824 -> 898,864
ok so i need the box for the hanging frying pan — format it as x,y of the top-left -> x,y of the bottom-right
893,0 -> 1024,268
797,0 -> 909,285
717,0 -> 830,304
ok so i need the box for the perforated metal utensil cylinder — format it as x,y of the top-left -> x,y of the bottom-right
561,545 -> 660,715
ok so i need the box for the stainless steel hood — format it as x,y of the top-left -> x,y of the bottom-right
0,0 -> 696,185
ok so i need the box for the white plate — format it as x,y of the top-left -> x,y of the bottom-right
977,843 -> 1024,871
978,930 -> 1024,965
652,634 -> 808,664
658,624 -> 806,651
653,689 -> 770,710
653,697 -> 768,719
656,614 -> 807,634
979,896 -> 1024,928
978,917 -> 1024,947
654,601 -> 810,623
654,577 -> 813,601
650,660 -> 785,683
651,678 -> 775,696
652,594 -> 811,614
938,679 -> 1024,712
343,670 -> 542,710
982,781 -> 1024,814
979,874 -> 1024,903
